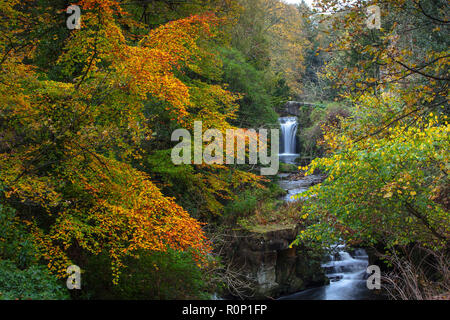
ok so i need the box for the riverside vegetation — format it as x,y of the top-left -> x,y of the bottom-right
0,0 -> 448,300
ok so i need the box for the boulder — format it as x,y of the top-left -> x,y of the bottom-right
279,101 -> 316,117
225,226 -> 328,299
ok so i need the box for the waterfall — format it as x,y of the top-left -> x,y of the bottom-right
321,246 -> 369,283
279,246 -> 376,300
279,117 -> 299,164
279,117 -> 298,154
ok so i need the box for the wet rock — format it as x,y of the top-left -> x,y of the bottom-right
279,101 -> 316,117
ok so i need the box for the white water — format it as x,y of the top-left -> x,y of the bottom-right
279,117 -> 299,164
317,246 -> 371,299
279,244 -> 374,300
278,174 -> 323,202
277,171 -> 376,300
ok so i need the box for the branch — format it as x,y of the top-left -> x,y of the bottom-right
394,59 -> 449,82
415,1 -> 449,24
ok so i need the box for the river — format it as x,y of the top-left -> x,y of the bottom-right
277,116 -> 377,300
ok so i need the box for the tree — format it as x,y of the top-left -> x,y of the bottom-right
0,0 -> 220,282
296,94 -> 449,250
294,0 -> 449,298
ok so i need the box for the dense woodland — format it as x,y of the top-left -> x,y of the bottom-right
0,0 -> 448,300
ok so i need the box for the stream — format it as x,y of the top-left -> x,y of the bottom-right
277,116 -> 377,300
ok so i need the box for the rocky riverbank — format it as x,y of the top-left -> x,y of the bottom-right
224,225 -> 328,299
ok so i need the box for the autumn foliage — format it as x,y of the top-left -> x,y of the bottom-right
0,0 -> 242,282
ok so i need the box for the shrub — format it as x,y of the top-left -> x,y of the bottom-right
82,249 -> 209,300
0,204 -> 37,268
0,260 -> 69,300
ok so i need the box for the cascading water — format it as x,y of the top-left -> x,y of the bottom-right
276,173 -> 379,300
317,246 -> 373,300
279,244 -> 377,300
279,117 -> 299,164
279,117 -> 298,154
275,116 -> 379,300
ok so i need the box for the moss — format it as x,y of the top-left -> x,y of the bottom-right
243,223 -> 298,234
237,200 -> 303,233
279,162 -> 298,173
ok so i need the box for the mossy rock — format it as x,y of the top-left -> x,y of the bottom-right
279,163 -> 298,173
